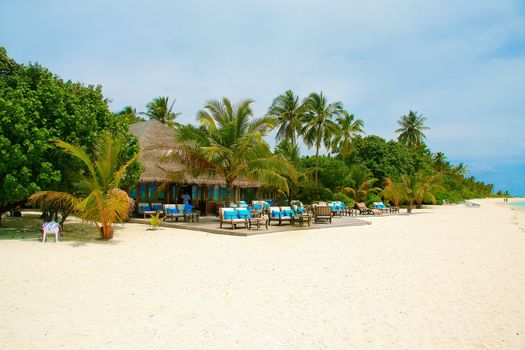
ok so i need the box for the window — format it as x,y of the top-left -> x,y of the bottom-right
149,183 -> 156,201
139,183 -> 147,201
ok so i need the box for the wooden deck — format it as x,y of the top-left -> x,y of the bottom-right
129,214 -> 372,236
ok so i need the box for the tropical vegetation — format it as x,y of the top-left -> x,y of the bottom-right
0,47 -> 503,236
28,132 -> 138,240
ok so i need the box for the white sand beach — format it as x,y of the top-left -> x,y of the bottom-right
1,198 -> 524,349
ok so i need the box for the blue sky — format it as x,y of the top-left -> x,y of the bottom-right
1,0 -> 524,195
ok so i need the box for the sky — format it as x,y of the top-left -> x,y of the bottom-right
1,0 -> 524,195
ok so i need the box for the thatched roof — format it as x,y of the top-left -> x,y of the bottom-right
129,120 -> 258,187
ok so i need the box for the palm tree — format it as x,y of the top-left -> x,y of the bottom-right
454,162 -> 468,176
342,165 -> 381,203
116,105 -> 144,125
331,110 -> 364,159
141,96 -> 181,127
171,98 -> 296,206
28,132 -> 138,240
274,140 -> 300,164
301,92 -> 342,186
267,90 -> 306,148
395,111 -> 429,148
382,178 -> 405,208
400,172 -> 443,213
432,152 -> 448,171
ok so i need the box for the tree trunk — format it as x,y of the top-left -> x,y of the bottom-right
407,201 -> 413,214
315,143 -> 320,187
59,210 -> 70,228
224,181 -> 233,208
100,226 -> 114,240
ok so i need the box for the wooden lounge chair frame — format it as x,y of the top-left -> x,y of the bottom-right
313,205 -> 332,223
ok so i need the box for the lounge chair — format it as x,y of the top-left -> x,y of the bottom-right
138,203 -> 156,218
356,202 -> 380,215
313,205 -> 332,223
163,204 -> 185,222
372,202 -> 390,213
328,201 -> 345,217
219,208 -> 247,229
267,206 -> 293,226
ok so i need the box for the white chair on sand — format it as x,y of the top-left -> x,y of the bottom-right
42,221 -> 61,242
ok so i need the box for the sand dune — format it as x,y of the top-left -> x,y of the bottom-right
0,198 -> 524,349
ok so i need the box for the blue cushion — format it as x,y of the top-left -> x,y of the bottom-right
296,207 -> 304,214
236,209 -> 251,219
264,203 -> 270,208
380,203 -> 386,209
283,209 -> 295,217
331,205 -> 338,211
166,207 -> 179,215
184,203 -> 193,213
253,203 -> 262,210
271,210 -> 282,218
153,204 -> 163,211
224,211 -> 236,220
140,204 -> 152,211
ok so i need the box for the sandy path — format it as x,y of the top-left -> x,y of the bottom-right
0,199 -> 524,349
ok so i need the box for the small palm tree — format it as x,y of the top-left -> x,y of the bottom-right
29,132 -> 138,240
274,140 -> 300,164
343,165 -> 381,203
267,90 -> 306,148
331,110 -> 364,159
400,172 -> 443,213
395,111 -> 429,148
141,96 -> 181,127
382,178 -> 405,208
171,98 -> 296,205
301,92 -> 342,185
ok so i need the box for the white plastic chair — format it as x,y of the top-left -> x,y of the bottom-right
42,221 -> 61,242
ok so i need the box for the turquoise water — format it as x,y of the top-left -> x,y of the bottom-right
510,201 -> 525,208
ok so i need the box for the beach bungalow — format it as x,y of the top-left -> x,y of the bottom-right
128,120 -> 262,215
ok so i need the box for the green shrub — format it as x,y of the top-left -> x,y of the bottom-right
332,192 -> 355,207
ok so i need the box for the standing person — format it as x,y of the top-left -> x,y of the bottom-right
183,191 -> 191,205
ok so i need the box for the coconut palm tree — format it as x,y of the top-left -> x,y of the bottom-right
342,165 -> 381,203
395,111 -> 429,148
141,96 -> 181,127
454,162 -> 468,176
301,92 -> 342,186
432,151 -> 448,171
171,98 -> 296,206
274,140 -> 300,164
331,110 -> 364,159
28,132 -> 138,240
116,105 -> 144,125
267,90 -> 306,148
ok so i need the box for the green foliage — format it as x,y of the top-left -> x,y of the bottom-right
396,110 -> 429,148
174,97 -> 296,205
149,212 -> 161,228
141,96 -> 181,127
0,47 -> 141,224
331,110 -> 364,159
116,106 -> 144,125
365,193 -> 382,207
295,180 -> 333,203
267,90 -> 305,148
332,192 -> 355,207
346,135 -> 425,183
29,132 -> 138,240
301,92 -> 342,185
342,165 -> 381,202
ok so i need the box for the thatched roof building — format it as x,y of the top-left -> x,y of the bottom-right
129,119 -> 256,187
